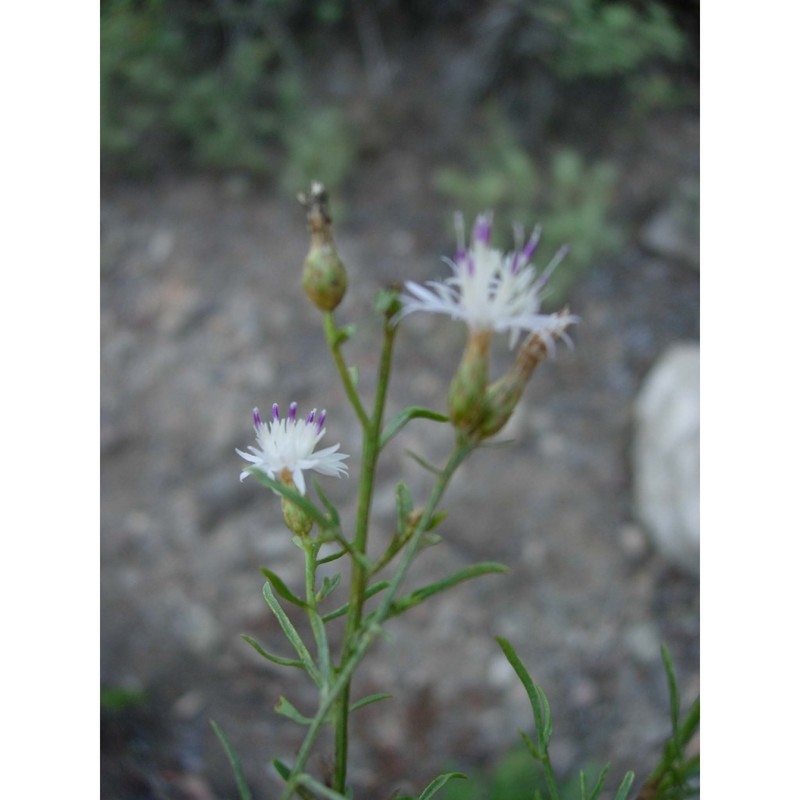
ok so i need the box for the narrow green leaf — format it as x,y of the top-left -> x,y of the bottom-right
395,481 -> 414,533
679,696 -> 700,748
273,759 -> 291,780
260,567 -> 309,609
496,637 -> 549,752
312,478 -> 341,527
389,563 -> 508,618
418,772 -> 468,800
333,323 -> 357,346
262,581 -> 321,686
247,469 -> 330,528
296,773 -> 350,800
580,769 -> 587,800
380,407 -> 449,449
404,449 -> 443,475
322,580 -> 390,623
275,695 -> 313,725
317,548 -> 348,565
210,720 -> 252,800
349,692 -> 392,713
520,730 -> 544,762
612,771 -> 635,800
241,635 -> 305,669
316,574 -> 342,602
660,644 -> 681,739
585,763 -> 611,800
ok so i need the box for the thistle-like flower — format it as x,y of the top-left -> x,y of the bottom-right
236,403 -> 349,496
400,212 -> 577,349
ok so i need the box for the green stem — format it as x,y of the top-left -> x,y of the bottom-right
324,312 -> 369,429
332,317 -> 396,793
280,439 -> 473,799
304,541 -> 331,685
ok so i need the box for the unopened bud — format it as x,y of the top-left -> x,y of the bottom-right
279,468 -> 313,536
448,329 -> 492,434
298,181 -> 348,311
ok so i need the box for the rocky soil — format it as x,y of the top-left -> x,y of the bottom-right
101,107 -> 699,797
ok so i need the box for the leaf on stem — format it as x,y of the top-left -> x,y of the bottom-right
388,562 -> 509,618
582,763 -> 611,800
296,773 -> 351,800
261,567 -> 309,609
349,692 -> 392,713
332,322 -> 357,347
210,720 -> 253,800
417,772 -> 468,800
496,637 -> 552,753
312,478 -> 341,527
248,469 -> 331,529
315,574 -> 341,602
404,449 -> 444,476
275,695 -> 314,726
262,581 -> 322,686
395,481 -> 414,532
611,771 -> 635,800
380,407 -> 449,449
241,635 -> 305,669
321,580 -> 390,623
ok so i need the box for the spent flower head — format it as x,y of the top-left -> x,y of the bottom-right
400,212 -> 578,348
237,402 -> 349,495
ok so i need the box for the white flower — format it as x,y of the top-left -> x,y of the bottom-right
400,212 -> 578,348
236,403 -> 349,495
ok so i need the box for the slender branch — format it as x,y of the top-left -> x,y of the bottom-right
324,312 -> 369,429
304,542 -> 331,685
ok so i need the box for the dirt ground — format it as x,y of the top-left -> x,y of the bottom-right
101,41 -> 699,799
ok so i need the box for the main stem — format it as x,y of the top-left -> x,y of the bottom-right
332,315 -> 396,793
281,439 -> 473,799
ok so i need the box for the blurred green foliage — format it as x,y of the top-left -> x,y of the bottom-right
434,111 -> 622,306
532,0 -> 686,80
101,0 -> 356,186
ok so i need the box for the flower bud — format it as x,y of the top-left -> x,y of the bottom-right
448,329 -> 491,434
298,181 -> 348,311
279,468 -> 313,537
479,333 -> 549,438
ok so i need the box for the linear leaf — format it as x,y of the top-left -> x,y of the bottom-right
418,772 -> 468,800
262,581 -> 321,686
322,580 -> 390,623
273,759 -> 291,780
246,469 -> 330,528
260,567 -> 309,609
210,720 -> 252,800
275,695 -> 313,726
585,763 -> 611,800
389,563 -> 508,617
380,406 -> 449,449
612,771 -> 635,800
404,449 -> 443,475
312,477 -> 340,527
497,637 -> 549,752
317,548 -> 348,565
296,773 -> 351,800
520,731 -> 543,762
660,644 -> 681,742
241,635 -> 305,669
349,692 -> 392,713
395,481 -> 414,532
316,574 -> 341,602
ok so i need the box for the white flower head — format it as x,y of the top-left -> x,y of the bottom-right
236,402 -> 349,495
400,212 -> 578,348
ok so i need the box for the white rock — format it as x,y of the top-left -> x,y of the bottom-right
632,343 -> 700,575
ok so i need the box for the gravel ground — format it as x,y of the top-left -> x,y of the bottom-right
101,110 -> 699,799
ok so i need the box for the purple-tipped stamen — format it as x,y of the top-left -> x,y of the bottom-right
466,253 -> 475,277
521,224 -> 543,264
535,243 -> 570,290
307,408 -> 316,425
289,401 -> 297,421
473,213 -> 492,246
272,403 -> 280,420
316,409 -> 326,432
252,407 -> 262,428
